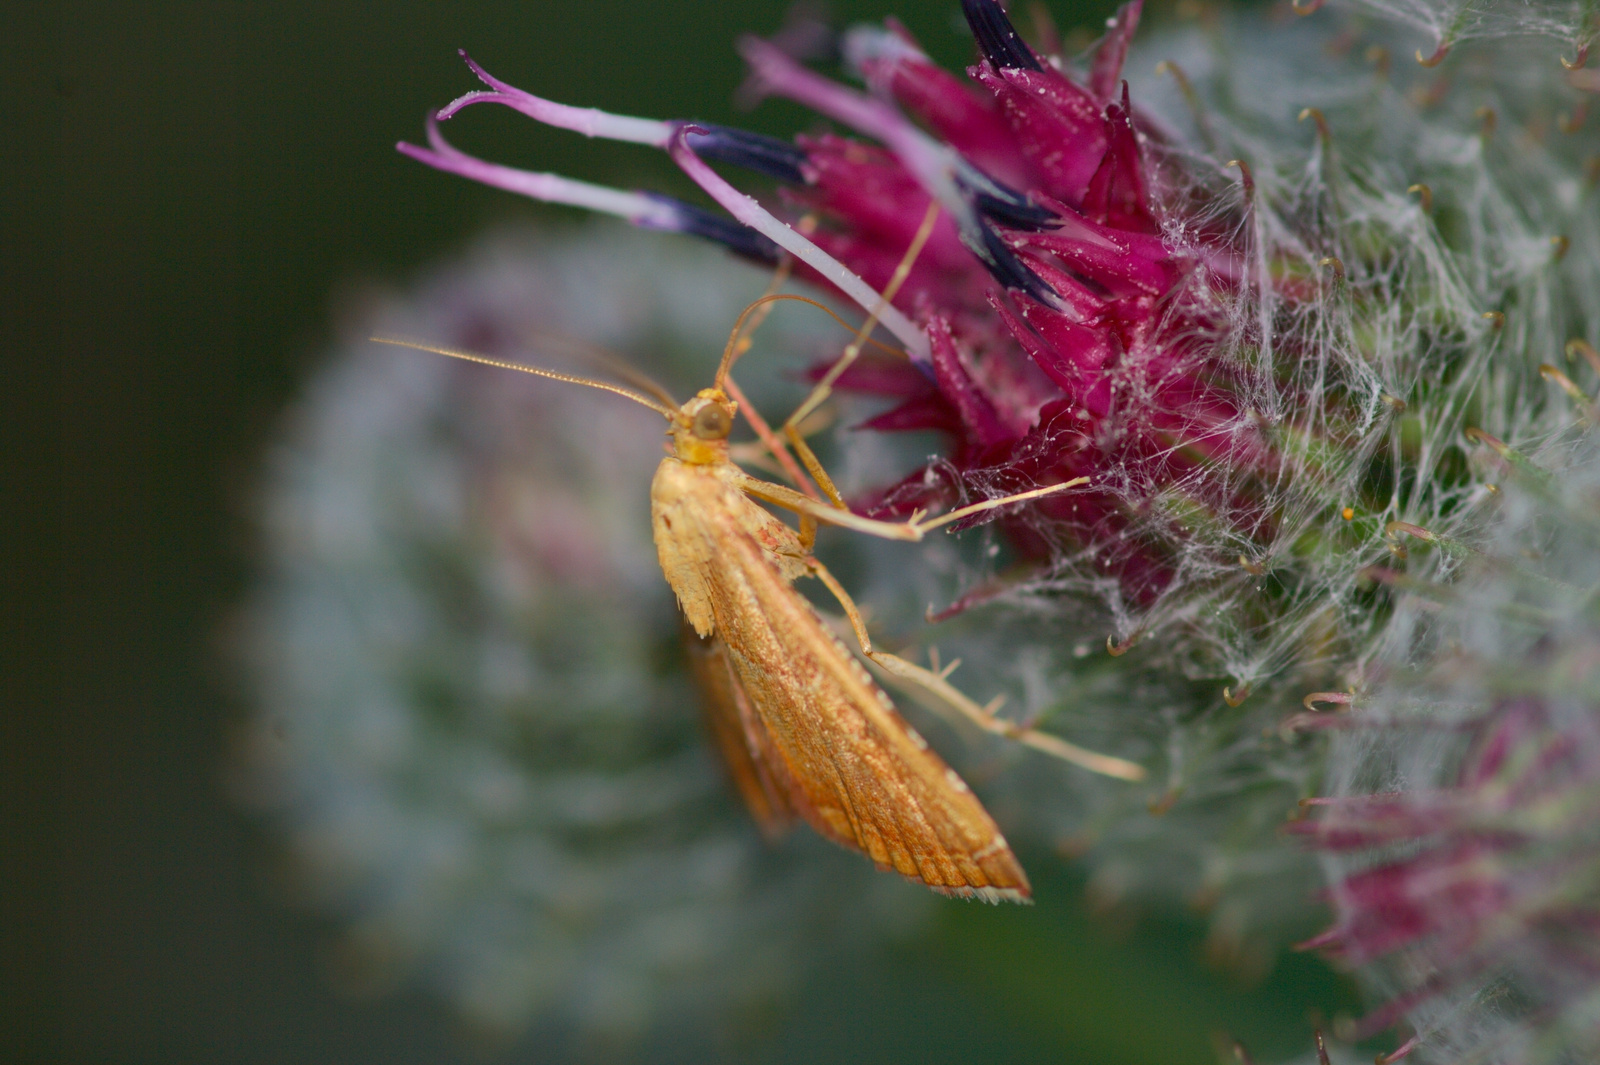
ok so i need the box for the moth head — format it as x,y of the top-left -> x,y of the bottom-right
674,389 -> 737,463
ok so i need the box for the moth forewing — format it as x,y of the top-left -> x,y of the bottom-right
653,455 -> 808,637
746,587 -> 1031,899
684,629 -> 795,839
651,432 -> 1031,901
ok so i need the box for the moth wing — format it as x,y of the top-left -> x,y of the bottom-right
709,530 -> 1031,901
652,459 -> 717,636
652,458 -> 806,637
653,458 -> 1026,900
684,628 -> 795,838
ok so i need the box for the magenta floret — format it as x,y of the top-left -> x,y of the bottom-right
401,0 -> 1307,613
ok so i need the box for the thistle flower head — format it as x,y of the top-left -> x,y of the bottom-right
389,0 -> 1600,961
395,3 -> 1265,678
397,0 -> 1594,683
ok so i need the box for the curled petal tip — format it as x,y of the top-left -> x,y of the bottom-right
1227,158 -> 1255,197
1298,107 -> 1331,142
1415,41 -> 1449,67
1376,1035 -> 1420,1063
1566,338 -> 1600,375
456,50 -> 498,88
1537,363 -> 1589,403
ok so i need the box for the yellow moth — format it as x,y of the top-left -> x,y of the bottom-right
373,199 -> 1144,898
376,308 -> 1144,902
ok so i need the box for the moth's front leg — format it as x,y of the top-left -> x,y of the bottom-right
738,471 -> 1088,543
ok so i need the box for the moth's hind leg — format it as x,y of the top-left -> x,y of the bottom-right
808,559 -> 1146,783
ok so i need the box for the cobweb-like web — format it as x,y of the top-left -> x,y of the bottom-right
982,11 -> 1600,693
856,10 -> 1600,953
1320,0 -> 1598,53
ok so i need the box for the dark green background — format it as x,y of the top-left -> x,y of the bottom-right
30,2 -> 1353,1061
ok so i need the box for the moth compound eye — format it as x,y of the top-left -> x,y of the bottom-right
692,404 -> 732,440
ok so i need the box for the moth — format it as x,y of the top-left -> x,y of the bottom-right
375,302 -> 1142,902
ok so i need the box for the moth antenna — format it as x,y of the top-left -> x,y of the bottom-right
371,336 -> 677,417
727,244 -> 800,368
715,293 -> 906,389
518,331 -> 679,409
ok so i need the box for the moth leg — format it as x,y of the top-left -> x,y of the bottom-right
867,649 -> 1147,780
910,479 -> 1090,533
778,201 -> 943,511
808,560 -> 878,654
798,512 -> 818,553
723,373 -> 819,502
738,475 -> 925,541
784,418 -> 848,510
810,559 -> 1146,783
738,471 -> 1087,543
717,221 -> 843,502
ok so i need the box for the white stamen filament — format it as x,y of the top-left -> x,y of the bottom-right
441,52 -> 673,146
423,54 -> 931,361
669,127 -> 931,360
398,121 -> 680,228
